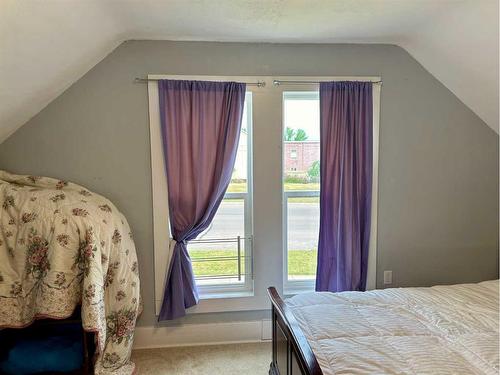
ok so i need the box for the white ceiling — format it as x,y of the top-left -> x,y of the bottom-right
1,0 -> 498,142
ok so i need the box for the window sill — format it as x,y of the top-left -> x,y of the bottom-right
283,280 -> 315,297
198,290 -> 254,300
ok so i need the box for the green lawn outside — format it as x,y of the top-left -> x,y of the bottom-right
190,249 -> 246,278
189,249 -> 317,278
227,182 -> 319,192
227,182 -> 319,203
226,182 -> 247,193
287,249 -> 317,275
283,182 -> 320,191
288,197 -> 319,203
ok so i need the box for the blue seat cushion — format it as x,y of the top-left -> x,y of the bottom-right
0,323 -> 84,375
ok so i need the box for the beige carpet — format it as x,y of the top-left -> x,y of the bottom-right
131,342 -> 271,375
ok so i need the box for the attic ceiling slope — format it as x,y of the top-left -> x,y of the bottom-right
1,0 -> 498,144
0,0 -> 124,142
399,0 -> 499,132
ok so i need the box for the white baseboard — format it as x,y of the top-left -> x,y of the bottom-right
133,319 -> 272,350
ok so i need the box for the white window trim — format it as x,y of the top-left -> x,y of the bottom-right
149,75 -> 380,315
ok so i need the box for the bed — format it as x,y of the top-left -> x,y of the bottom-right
268,280 -> 499,375
0,171 -> 141,375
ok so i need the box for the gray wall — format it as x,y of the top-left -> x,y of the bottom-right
0,41 -> 498,327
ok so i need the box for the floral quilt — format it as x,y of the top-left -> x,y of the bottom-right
0,171 -> 141,374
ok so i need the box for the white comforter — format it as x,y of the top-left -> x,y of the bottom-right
286,280 -> 499,374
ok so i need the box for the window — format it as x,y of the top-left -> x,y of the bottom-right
283,91 -> 320,293
150,76 -> 379,314
187,92 -> 253,297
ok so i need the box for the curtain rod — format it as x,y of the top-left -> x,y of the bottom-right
134,77 -> 266,87
273,79 -> 382,86
135,78 -> 382,86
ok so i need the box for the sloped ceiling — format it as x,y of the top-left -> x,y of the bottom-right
0,0 -> 498,142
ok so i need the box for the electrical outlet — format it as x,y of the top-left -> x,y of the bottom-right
383,270 -> 393,285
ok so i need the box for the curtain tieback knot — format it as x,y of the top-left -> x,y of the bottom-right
170,238 -> 187,248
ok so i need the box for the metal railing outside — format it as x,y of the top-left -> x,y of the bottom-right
189,235 -> 253,282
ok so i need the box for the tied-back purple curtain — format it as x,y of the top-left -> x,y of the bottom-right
158,80 -> 246,320
316,81 -> 373,292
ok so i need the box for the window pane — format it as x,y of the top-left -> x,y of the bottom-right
283,92 -> 320,193
286,198 -> 318,280
189,198 -> 247,286
188,93 -> 252,289
283,92 -> 319,281
227,94 -> 251,193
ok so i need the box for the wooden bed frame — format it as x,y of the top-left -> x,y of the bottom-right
268,287 -> 323,375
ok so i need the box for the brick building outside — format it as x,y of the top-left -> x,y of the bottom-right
284,141 -> 320,175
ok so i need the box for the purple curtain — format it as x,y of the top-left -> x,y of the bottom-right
316,81 -> 373,292
158,80 -> 246,320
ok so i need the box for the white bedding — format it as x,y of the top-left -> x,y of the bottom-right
286,280 -> 499,374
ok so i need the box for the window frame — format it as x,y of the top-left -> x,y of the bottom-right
192,91 -> 254,298
149,76 -> 259,315
281,90 -> 321,294
276,80 -> 380,296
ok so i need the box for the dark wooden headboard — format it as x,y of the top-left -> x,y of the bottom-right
267,287 -> 322,375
